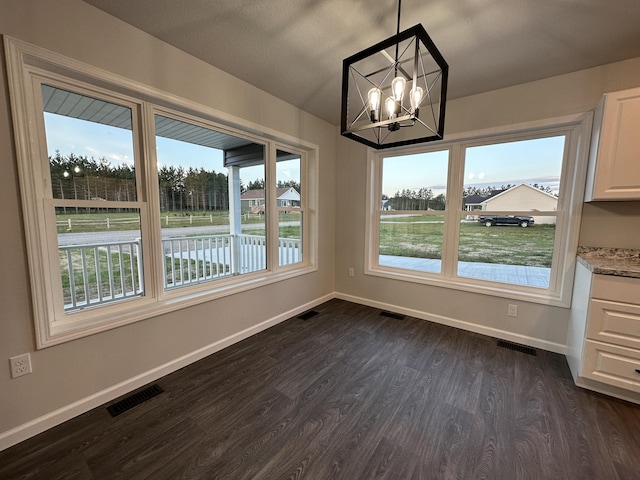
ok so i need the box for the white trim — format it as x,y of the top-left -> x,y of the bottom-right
4,36 -> 320,348
365,113 -> 592,308
335,292 -> 568,355
0,289 -> 577,452
0,293 -> 334,452
362,266 -> 569,306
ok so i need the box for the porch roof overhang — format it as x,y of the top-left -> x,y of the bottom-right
42,84 -> 277,168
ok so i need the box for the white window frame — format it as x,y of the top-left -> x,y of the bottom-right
365,113 -> 593,307
5,37 -> 318,348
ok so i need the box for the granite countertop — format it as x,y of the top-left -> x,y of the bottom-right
577,247 -> 640,279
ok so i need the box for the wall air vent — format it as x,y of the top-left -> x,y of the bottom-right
497,340 -> 537,356
380,311 -> 405,320
297,310 -> 319,320
107,384 -> 164,417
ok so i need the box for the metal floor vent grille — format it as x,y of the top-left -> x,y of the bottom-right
380,311 -> 405,320
497,340 -> 537,356
297,310 -> 319,320
107,384 -> 164,417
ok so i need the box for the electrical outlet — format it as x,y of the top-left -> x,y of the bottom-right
348,267 -> 355,277
507,304 -> 518,317
10,353 -> 32,378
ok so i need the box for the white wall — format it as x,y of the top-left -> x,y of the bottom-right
335,56 -> 640,353
2,0 -> 640,451
0,0 -> 336,448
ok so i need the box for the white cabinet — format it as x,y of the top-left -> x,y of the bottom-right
585,87 -> 640,201
567,262 -> 640,403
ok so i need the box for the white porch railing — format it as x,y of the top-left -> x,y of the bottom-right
60,234 -> 302,310
162,234 -> 301,289
59,239 -> 144,310
162,234 -> 233,288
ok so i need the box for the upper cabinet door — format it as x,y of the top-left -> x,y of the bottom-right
585,87 -> 640,201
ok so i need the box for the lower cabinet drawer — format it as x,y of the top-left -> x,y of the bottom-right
582,340 -> 640,392
586,299 -> 640,350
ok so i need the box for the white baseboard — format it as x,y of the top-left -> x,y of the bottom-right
0,293 -> 334,452
335,292 -> 568,355
1,291 -> 568,452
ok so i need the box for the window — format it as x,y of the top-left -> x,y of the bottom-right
367,117 -> 592,306
5,38 -> 317,347
458,136 -> 564,288
153,113 -> 268,288
378,150 -> 449,274
276,149 -> 304,267
44,84 -> 146,312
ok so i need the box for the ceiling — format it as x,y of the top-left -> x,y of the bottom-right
82,0 -> 640,126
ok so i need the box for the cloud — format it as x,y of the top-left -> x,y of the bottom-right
107,153 -> 133,164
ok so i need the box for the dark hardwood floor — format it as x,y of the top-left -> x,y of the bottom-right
2,299 -> 640,479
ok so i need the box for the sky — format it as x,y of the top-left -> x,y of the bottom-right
45,111 -> 562,197
382,135 -> 565,197
44,113 -> 299,185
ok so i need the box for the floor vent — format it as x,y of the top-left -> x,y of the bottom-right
380,311 -> 405,320
297,310 -> 319,320
107,384 -> 164,417
497,340 -> 537,356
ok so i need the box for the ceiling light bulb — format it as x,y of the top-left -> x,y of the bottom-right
368,88 -> 381,121
410,86 -> 424,111
368,88 -> 381,111
385,97 -> 396,119
391,76 -> 406,102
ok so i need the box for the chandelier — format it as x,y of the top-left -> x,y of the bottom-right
340,0 -> 448,149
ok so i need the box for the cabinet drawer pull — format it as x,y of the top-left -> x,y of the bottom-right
636,369 -> 640,374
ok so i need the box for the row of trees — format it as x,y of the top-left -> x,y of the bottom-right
246,178 -> 301,193
50,152 -> 231,211
158,165 -> 229,212
50,152 -> 299,213
384,188 -> 446,211
50,152 -> 137,203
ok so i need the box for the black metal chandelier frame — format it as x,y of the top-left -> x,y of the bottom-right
340,4 -> 448,150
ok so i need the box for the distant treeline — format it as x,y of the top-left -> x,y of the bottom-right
49,151 -> 229,211
384,188 -> 446,211
50,152 -> 299,212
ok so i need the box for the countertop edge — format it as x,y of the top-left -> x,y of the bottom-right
577,247 -> 640,279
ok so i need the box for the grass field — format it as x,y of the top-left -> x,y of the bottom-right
380,216 -> 555,267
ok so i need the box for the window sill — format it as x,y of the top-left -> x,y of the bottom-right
365,264 -> 570,308
43,263 -> 317,348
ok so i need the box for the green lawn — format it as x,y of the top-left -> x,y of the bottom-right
380,220 -> 555,267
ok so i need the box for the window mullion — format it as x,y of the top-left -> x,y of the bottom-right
140,102 -> 162,302
266,142 -> 278,272
367,150 -> 383,271
441,145 -> 463,278
300,150 -> 309,265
